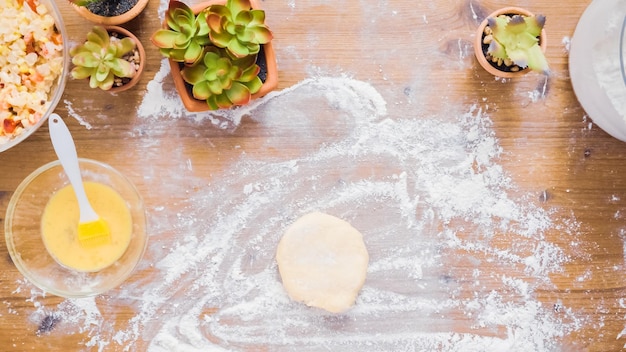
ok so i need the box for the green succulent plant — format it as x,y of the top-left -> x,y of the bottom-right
151,1 -> 212,65
205,0 -> 273,58
152,0 -> 275,110
70,26 -> 137,91
484,14 -> 549,74
181,47 -> 263,110
66,0 -> 103,6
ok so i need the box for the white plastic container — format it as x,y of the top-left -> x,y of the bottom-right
570,0 -> 626,141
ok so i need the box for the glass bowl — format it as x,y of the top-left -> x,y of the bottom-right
5,159 -> 147,298
0,0 -> 69,152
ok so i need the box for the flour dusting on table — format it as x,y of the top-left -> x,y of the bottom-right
16,75 -> 582,351
17,1 -> 581,345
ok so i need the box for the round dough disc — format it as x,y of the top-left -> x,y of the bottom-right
276,212 -> 369,313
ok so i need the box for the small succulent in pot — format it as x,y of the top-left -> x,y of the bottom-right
205,0 -> 273,58
474,7 -> 549,78
484,13 -> 549,74
181,47 -> 262,109
151,1 -> 212,65
67,0 -> 150,25
70,26 -> 137,91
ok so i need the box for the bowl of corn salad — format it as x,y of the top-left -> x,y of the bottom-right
0,0 -> 68,152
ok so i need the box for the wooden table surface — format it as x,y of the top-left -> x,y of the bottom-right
2,0 -> 626,351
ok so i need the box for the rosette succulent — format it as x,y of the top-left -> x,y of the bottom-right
181,47 -> 262,110
70,26 -> 136,90
152,0 -> 276,110
484,13 -> 549,74
151,1 -> 212,65
205,0 -> 273,58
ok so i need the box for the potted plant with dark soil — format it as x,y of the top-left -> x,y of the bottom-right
151,0 -> 278,112
70,25 -> 145,92
67,0 -> 149,25
474,7 -> 549,78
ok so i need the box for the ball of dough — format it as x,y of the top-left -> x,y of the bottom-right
276,212 -> 369,313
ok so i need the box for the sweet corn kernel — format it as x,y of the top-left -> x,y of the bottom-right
0,0 -> 63,141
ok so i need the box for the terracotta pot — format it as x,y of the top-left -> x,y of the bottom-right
77,26 -> 145,93
166,0 -> 279,112
72,0 -> 149,25
107,26 -> 145,93
474,7 -> 548,78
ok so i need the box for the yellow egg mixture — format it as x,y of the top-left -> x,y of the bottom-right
41,182 -> 132,272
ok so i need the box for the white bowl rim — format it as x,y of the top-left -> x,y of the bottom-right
569,0 -> 626,142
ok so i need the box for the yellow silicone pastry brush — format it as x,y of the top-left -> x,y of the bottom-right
48,114 -> 111,247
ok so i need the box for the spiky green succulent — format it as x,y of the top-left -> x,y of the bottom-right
67,0 -> 102,6
486,14 -> 549,74
70,26 -> 136,91
181,47 -> 262,110
205,0 -> 273,58
151,1 -> 212,65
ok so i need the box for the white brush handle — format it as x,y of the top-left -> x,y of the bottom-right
48,114 -> 98,223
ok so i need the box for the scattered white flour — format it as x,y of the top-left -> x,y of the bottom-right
562,36 -> 571,53
16,75 -> 582,351
64,99 -> 93,130
528,76 -> 549,103
9,0 -> 586,349
592,3 -> 626,121
136,59 -> 189,120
